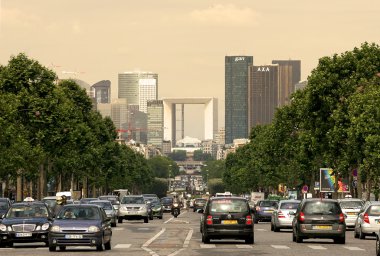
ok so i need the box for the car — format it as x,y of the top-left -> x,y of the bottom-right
271,200 -> 300,232
0,198 -> 11,217
79,198 -> 99,204
89,200 -> 117,227
161,197 -> 174,212
354,201 -> 380,239
42,196 -> 57,213
193,198 -> 207,212
199,196 -> 254,244
118,195 -> 149,223
0,201 -> 53,247
98,195 -> 120,211
149,198 -> 163,219
292,198 -> 346,244
338,198 -> 364,228
48,204 -> 112,251
253,199 -> 278,223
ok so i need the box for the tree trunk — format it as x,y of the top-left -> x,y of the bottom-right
38,163 -> 46,200
16,173 -> 22,202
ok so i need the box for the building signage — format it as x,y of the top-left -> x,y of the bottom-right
320,168 -> 350,193
234,57 -> 245,61
257,67 -> 270,72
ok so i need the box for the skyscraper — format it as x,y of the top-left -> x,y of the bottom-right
147,100 -> 164,149
118,72 -> 158,113
91,80 -> 111,104
225,56 -> 253,144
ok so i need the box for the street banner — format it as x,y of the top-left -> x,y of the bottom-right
320,168 -> 350,193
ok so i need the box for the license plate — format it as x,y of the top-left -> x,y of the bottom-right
347,212 -> 356,215
16,233 -> 32,237
128,211 -> 138,214
222,220 -> 238,224
264,210 -> 273,213
312,225 -> 332,230
65,234 -> 83,239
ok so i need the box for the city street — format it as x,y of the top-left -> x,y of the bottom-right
1,209 -> 376,256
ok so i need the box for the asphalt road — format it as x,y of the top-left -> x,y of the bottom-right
1,209 -> 377,256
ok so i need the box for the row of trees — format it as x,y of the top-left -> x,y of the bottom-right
0,54 -> 154,200
223,42 -> 380,199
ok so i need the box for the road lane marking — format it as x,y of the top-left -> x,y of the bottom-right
236,245 -> 253,249
271,245 -> 290,249
113,227 -> 124,231
200,244 -> 216,248
168,248 -> 186,256
164,217 -> 174,224
308,245 -> 327,250
344,246 -> 365,251
255,229 -> 267,231
142,246 -> 159,256
114,244 -> 132,249
142,228 -> 166,247
183,228 -> 193,248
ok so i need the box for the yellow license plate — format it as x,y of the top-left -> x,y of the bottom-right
222,220 -> 238,224
347,212 -> 356,215
313,225 -> 332,230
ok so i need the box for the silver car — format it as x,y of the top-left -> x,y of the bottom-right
338,198 -> 364,228
89,200 -> 118,227
118,195 -> 149,223
271,200 -> 300,232
354,201 -> 380,239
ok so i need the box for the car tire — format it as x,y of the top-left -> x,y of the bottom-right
158,216 -> 163,219
270,223 -> 274,231
334,236 -> 345,244
149,215 -> 154,220
354,228 -> 359,238
111,222 -> 116,227
245,234 -> 254,244
49,246 -> 56,252
376,235 -> 380,256
273,223 -> 279,232
202,231 -> 210,244
295,230 -> 303,243
292,231 -> 296,242
118,217 -> 123,223
105,239 -> 111,250
59,246 -> 66,251
359,228 -> 366,239
96,242 -> 104,251
144,217 -> 149,223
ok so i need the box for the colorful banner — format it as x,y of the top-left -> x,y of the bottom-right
320,168 -> 350,193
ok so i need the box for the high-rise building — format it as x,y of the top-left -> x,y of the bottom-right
248,65 -> 279,129
110,98 -> 129,134
91,80 -> 111,104
295,80 -> 307,91
272,60 -> 301,106
225,56 -> 253,144
118,72 -> 158,113
147,100 -> 164,149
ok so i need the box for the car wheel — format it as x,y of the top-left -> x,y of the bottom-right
96,241 -> 104,251
292,231 -> 296,242
105,239 -> 111,250
149,215 -> 154,220
158,216 -> 163,219
202,231 -> 210,244
270,222 -> 274,231
245,233 -> 254,244
144,217 -> 149,223
273,223 -> 279,232
111,222 -> 116,227
376,235 -> 380,256
334,236 -> 345,244
59,246 -> 66,251
295,230 -> 303,243
49,245 -> 56,252
354,228 -> 359,238
359,228 -> 366,239
118,217 -> 123,223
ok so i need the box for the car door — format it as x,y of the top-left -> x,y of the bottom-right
101,208 -> 112,241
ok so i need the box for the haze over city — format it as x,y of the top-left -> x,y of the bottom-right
1,0 -> 379,139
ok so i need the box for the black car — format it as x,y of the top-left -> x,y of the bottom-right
0,201 -> 53,247
200,196 -> 254,244
161,197 -> 173,212
292,198 -> 346,244
0,198 -> 11,217
49,204 -> 112,251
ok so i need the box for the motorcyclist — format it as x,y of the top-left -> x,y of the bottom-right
171,193 -> 181,217
53,195 -> 67,216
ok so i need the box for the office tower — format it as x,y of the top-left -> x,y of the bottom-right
272,60 -> 301,106
147,100 -> 164,149
225,56 -> 253,144
91,80 -> 111,104
295,80 -> 307,91
248,65 -> 279,129
110,99 -> 129,135
118,72 -> 158,113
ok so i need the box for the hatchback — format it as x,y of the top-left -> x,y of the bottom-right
193,198 -> 207,212
354,201 -> 380,239
200,196 -> 254,244
271,200 -> 300,231
253,200 -> 278,223
338,198 -> 364,228
292,198 -> 346,244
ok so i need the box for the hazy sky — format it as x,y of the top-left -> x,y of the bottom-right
1,1 -> 379,139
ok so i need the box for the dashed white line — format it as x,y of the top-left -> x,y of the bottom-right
200,244 -> 216,248
308,245 -> 326,250
271,245 -> 290,249
183,229 -> 193,248
114,244 -> 132,249
236,245 -> 253,249
142,228 -> 166,247
344,246 -> 365,251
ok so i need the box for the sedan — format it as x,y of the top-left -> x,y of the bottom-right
271,200 -> 300,232
253,200 -> 278,223
0,201 -> 53,247
89,200 -> 117,227
48,204 -> 112,251
354,201 -> 380,239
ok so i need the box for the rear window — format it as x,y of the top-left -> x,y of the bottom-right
210,199 -> 248,213
121,197 -> 144,204
195,199 -> 207,203
340,201 -> 363,209
280,202 -> 299,210
259,201 -> 278,207
303,201 -> 341,215
368,205 -> 380,216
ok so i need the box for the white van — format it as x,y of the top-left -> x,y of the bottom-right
56,191 -> 72,200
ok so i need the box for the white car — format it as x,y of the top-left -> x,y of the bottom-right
338,198 -> 364,228
354,201 -> 380,239
118,195 -> 149,223
271,200 -> 300,232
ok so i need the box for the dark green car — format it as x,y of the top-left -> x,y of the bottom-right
150,199 -> 163,219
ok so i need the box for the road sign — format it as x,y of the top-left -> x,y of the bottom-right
302,185 -> 308,193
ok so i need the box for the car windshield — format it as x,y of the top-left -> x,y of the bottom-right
368,205 -> 380,216
210,199 -> 249,213
43,199 -> 57,209
340,201 -> 363,209
259,201 -> 278,207
121,197 -> 144,204
280,202 -> 299,210
0,201 -> 9,210
57,207 -> 100,220
303,201 -> 341,215
6,205 -> 48,218
161,198 -> 173,204
89,201 -> 113,210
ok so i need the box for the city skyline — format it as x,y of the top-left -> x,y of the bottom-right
1,1 -> 379,139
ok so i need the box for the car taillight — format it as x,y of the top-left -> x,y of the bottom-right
364,213 -> 370,224
246,215 -> 253,225
255,206 -> 260,211
278,210 -> 285,218
206,215 -> 213,225
299,212 -> 305,222
339,213 -> 345,223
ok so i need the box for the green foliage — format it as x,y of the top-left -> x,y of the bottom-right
193,150 -> 213,161
208,178 -> 225,195
168,150 -> 187,161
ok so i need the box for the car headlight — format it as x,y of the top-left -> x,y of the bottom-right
88,226 -> 100,232
36,226 -> 41,231
0,224 -> 7,232
51,225 -> 61,232
173,203 -> 179,207
41,223 -> 50,231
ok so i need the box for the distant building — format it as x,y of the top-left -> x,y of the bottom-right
162,140 -> 172,156
295,80 -> 307,91
201,139 -> 217,159
97,103 -> 111,117
91,80 -> 111,104
110,99 -> 129,135
214,127 -> 225,145
225,56 -> 253,144
147,100 -> 164,149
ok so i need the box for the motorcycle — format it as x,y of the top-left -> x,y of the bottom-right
171,202 -> 181,218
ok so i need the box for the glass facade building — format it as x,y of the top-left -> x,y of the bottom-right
91,80 -> 111,104
147,100 -> 164,149
225,56 -> 253,144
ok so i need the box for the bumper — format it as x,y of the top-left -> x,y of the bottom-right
298,224 -> 346,238
0,231 -> 49,243
361,224 -> 379,235
49,232 -> 102,247
275,218 -> 294,228
205,225 -> 254,239
345,217 -> 357,227
119,209 -> 148,219
162,205 -> 172,212
255,212 -> 273,221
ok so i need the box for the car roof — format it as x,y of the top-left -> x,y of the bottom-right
279,200 -> 301,203
11,201 -> 47,206
89,200 -> 112,204
210,196 -> 247,201
302,198 -> 339,202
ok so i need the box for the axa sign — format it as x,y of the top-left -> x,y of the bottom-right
257,67 -> 270,72
234,57 -> 245,62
